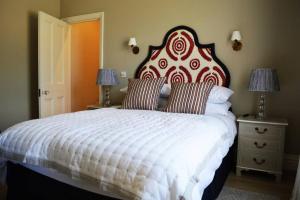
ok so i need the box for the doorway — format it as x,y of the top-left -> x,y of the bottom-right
70,21 -> 100,112
38,11 -> 104,118
64,12 -> 104,112
38,12 -> 104,118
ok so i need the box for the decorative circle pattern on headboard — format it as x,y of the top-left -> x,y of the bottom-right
135,26 -> 230,87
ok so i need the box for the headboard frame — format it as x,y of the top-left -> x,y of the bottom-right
135,25 -> 230,87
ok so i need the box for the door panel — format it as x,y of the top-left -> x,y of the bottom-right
38,11 -> 70,118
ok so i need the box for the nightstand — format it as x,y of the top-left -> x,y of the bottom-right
236,116 -> 288,182
86,104 -> 121,110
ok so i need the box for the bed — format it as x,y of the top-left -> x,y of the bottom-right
0,25 -> 236,200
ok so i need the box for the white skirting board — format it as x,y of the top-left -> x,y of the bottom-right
283,154 -> 299,171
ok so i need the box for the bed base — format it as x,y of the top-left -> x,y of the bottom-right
202,139 -> 236,199
6,141 -> 236,200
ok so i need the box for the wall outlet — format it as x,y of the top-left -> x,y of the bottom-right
120,71 -> 127,78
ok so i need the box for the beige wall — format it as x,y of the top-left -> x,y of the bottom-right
0,0 -> 299,154
71,21 -> 100,112
61,0 -> 300,154
0,0 -> 60,131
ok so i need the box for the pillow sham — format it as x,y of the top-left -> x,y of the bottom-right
120,84 -> 171,97
121,84 -> 233,104
207,86 -> 234,103
121,78 -> 166,110
164,82 -> 214,114
205,101 -> 232,115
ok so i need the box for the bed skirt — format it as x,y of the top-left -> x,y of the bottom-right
6,139 -> 236,200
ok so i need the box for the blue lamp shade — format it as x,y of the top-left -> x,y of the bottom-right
96,69 -> 119,86
248,68 -> 280,92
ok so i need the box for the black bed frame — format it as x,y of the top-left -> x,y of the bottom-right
6,139 -> 236,200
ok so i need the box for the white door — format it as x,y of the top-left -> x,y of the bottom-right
38,11 -> 71,118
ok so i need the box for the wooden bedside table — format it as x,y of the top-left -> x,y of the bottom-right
236,116 -> 288,182
86,104 -> 121,110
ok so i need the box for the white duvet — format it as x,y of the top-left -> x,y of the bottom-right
0,108 -> 236,200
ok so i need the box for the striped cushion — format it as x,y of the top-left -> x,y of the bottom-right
122,78 -> 166,110
164,82 -> 214,114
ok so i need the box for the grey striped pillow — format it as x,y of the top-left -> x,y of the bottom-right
122,78 -> 166,110
164,82 -> 214,114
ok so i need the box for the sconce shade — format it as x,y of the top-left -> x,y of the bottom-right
231,31 -> 242,41
128,37 -> 137,46
249,68 -> 280,92
96,69 -> 119,86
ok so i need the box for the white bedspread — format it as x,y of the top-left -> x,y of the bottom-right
0,108 -> 236,200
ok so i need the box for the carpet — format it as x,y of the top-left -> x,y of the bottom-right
217,187 -> 279,200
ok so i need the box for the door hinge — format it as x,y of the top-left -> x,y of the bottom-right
38,89 -> 41,97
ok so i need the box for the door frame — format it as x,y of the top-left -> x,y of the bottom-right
63,12 -> 104,104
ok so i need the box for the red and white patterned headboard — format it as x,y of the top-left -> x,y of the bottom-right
135,26 -> 230,87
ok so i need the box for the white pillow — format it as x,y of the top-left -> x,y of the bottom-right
160,84 -> 171,97
207,86 -> 234,103
120,84 -> 171,97
205,101 -> 231,115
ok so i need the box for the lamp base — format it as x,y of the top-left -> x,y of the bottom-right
132,46 -> 139,54
103,86 -> 111,107
233,40 -> 242,51
256,93 -> 266,120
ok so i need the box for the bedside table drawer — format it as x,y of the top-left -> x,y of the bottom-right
238,150 -> 280,172
239,136 -> 280,152
236,116 -> 287,181
239,123 -> 283,140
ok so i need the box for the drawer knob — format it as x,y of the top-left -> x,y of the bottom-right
255,127 -> 268,134
253,158 -> 266,165
254,142 -> 267,149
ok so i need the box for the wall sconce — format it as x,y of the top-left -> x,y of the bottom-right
231,31 -> 242,51
128,37 -> 139,54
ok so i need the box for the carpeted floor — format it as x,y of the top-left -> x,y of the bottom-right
218,186 -> 280,200
0,185 -> 284,200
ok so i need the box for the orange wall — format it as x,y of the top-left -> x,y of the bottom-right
71,21 -> 100,112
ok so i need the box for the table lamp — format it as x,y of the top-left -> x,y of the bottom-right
249,68 -> 280,119
96,69 -> 119,107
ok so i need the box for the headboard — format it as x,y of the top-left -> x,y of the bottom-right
135,26 -> 230,87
